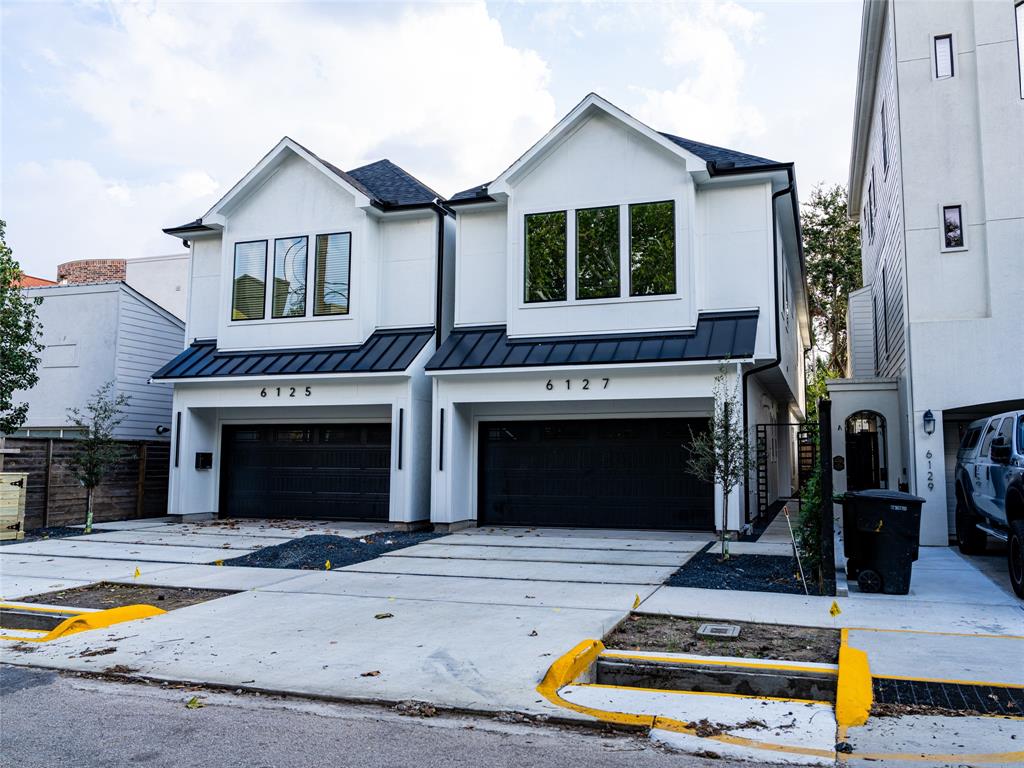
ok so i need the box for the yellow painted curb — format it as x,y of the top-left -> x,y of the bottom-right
0,604 -> 166,643
836,628 -> 872,728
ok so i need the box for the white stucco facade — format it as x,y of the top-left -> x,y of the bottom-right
432,96 -> 810,532
837,0 -> 1024,545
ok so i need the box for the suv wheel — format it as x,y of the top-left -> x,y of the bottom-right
955,498 -> 987,554
1009,520 -> 1024,599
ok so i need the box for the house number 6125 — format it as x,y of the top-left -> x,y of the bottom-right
546,378 -> 610,391
260,386 -> 311,398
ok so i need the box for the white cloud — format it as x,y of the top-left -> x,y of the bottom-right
632,1 -> 765,146
6,2 -> 556,273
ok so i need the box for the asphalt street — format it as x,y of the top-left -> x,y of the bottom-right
0,665 -> 750,768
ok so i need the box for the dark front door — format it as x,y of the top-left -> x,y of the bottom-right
478,418 -> 714,530
220,424 -> 391,520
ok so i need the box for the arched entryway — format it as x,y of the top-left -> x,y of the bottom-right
845,410 -> 888,491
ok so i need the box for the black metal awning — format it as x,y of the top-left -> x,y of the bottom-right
153,327 -> 434,380
426,310 -> 758,371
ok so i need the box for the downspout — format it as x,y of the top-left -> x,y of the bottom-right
739,176 -> 794,523
432,201 -> 447,350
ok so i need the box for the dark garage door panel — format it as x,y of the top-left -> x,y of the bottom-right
478,418 -> 714,530
221,424 -> 390,521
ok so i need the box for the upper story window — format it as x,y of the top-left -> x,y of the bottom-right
232,240 -> 267,321
629,201 -> 675,296
881,266 -> 889,356
1016,2 -> 1024,98
524,211 -> 568,303
942,204 -> 965,249
576,206 -> 620,300
872,294 -> 880,373
934,34 -> 954,79
880,103 -> 889,174
314,232 -> 352,316
272,236 -> 307,318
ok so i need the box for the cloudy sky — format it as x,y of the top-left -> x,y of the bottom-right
2,0 -> 862,278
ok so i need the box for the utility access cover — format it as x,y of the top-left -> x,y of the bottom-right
697,623 -> 740,638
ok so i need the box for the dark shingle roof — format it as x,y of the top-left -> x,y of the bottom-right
658,133 -> 777,169
426,311 -> 758,371
346,159 -> 442,207
450,184 -> 493,202
153,327 -> 434,380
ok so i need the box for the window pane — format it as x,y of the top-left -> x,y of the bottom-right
273,236 -> 307,318
934,35 -> 953,78
629,201 -> 675,296
524,211 -> 567,303
943,205 -> 964,248
232,241 -> 267,320
576,206 -> 620,300
314,233 -> 352,316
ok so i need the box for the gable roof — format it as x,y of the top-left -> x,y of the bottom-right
347,159 -> 443,207
16,274 -> 58,287
450,94 -> 780,204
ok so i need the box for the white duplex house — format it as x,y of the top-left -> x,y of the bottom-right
154,139 -> 453,526
427,95 -> 810,533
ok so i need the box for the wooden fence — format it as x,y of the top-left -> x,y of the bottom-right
0,438 -> 170,530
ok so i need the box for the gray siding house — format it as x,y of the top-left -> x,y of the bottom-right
14,282 -> 185,441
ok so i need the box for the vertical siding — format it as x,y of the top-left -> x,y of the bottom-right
856,4 -> 908,380
846,287 -> 875,378
114,288 -> 186,441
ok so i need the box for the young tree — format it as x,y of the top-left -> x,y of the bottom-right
801,184 -> 862,373
688,368 -> 754,559
0,219 -> 44,440
67,382 -> 131,533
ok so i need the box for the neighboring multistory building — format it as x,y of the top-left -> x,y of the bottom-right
57,254 -> 189,318
830,0 -> 1024,545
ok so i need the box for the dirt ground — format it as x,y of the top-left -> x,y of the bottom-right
605,614 -> 839,663
17,582 -> 236,611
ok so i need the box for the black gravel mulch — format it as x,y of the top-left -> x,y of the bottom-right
667,550 -> 816,595
0,526 -> 93,546
222,531 -> 442,570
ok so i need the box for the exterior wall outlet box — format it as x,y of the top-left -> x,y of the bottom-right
194,452 -> 213,471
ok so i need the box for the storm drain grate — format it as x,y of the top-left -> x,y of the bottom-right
873,677 -> 1024,716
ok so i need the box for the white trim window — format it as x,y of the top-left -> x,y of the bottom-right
231,240 -> 267,321
940,204 -> 967,251
934,34 -> 955,80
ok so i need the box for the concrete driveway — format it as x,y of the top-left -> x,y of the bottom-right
0,520 -> 709,718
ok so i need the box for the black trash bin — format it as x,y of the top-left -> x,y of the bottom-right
841,489 -> 924,594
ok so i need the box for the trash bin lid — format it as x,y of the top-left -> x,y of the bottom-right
848,489 -> 926,504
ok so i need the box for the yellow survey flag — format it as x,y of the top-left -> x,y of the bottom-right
830,600 -> 842,617
632,594 -> 641,609
214,560 -> 224,567
325,560 -> 332,570
133,567 -> 140,578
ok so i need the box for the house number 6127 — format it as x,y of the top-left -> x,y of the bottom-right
546,378 -> 610,391
260,386 -> 312,398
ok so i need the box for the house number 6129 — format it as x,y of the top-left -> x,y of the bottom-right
546,378 -> 610,391
260,386 -> 311,398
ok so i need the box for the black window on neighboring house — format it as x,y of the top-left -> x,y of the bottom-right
881,266 -> 889,356
881,103 -> 889,173
943,205 -> 965,248
934,34 -> 954,79
524,210 -> 567,303
314,232 -> 352,315
576,205 -> 620,300
866,178 -> 875,243
872,294 -> 880,373
272,236 -> 307,318
232,240 -> 267,321
629,201 -> 675,296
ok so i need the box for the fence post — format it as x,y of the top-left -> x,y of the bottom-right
818,398 -> 836,596
136,443 -> 148,519
43,439 -> 54,528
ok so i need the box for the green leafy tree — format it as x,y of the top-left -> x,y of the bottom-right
576,206 -> 620,299
67,382 -> 131,533
629,201 -> 675,296
525,211 -> 567,302
801,184 -> 862,373
687,367 -> 754,559
0,220 -> 44,439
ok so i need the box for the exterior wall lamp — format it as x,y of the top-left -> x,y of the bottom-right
923,410 -> 936,435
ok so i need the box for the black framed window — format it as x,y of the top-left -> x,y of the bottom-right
314,232 -> 352,316
629,201 -> 675,296
272,236 -> 307,318
881,266 -> 889,356
231,240 -> 267,321
524,210 -> 567,303
934,34 -> 954,79
576,205 -> 620,300
872,295 -> 880,373
1016,2 -> 1024,99
942,205 -> 965,248
881,103 -> 889,173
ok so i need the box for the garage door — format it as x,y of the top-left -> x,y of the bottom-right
221,424 -> 391,520
478,418 -> 714,530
